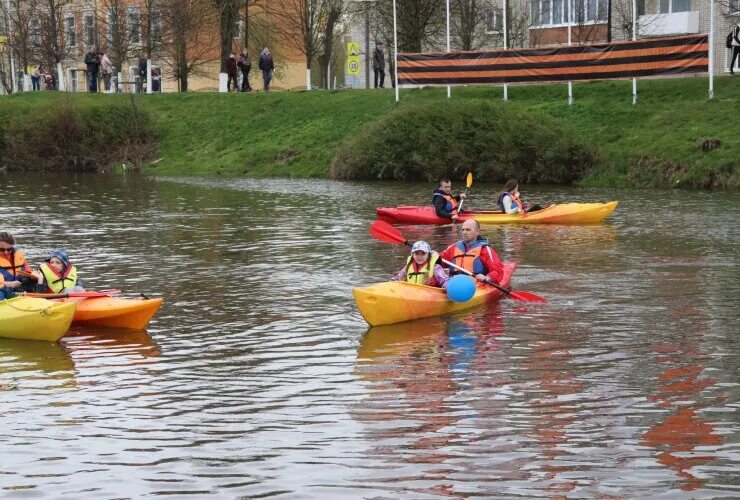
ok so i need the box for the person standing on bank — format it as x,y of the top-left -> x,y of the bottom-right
730,23 -> 740,75
84,47 -> 100,92
31,65 -> 42,91
238,50 -> 252,92
226,53 -> 238,92
100,51 -> 113,92
259,47 -> 274,91
373,41 -> 385,88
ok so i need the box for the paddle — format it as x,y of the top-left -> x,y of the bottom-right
25,290 -> 122,299
456,172 -> 473,215
369,220 -> 546,303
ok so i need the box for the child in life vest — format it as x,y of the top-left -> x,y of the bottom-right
35,250 -> 85,293
390,240 -> 449,288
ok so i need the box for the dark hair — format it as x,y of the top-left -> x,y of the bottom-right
0,232 -> 15,245
438,177 -> 451,186
497,179 -> 518,203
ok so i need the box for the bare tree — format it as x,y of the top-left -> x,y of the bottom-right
317,0 -> 344,88
0,0 -> 38,90
159,0 -> 216,90
270,0 -> 328,88
372,0 -> 445,52
98,0 -> 138,76
452,0 -> 497,51
213,0 -> 239,72
36,0 -> 71,87
611,0 -> 660,40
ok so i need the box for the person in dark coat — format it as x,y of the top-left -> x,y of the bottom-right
138,55 -> 148,93
84,47 -> 100,92
731,23 -> 740,75
258,47 -> 274,91
237,51 -> 252,92
372,41 -> 385,88
226,54 -> 238,92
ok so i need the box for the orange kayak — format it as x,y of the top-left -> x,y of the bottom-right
62,296 -> 163,330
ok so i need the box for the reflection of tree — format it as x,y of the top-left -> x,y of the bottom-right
641,304 -> 721,492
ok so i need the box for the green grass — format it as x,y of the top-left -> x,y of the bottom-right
1,76 -> 738,189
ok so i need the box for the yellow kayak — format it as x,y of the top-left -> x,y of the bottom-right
0,296 -> 77,342
377,201 -> 618,224
354,262 -> 514,326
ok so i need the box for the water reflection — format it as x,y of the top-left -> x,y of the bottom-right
0,174 -> 737,497
641,300 -> 722,492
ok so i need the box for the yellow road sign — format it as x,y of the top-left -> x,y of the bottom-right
347,41 -> 361,76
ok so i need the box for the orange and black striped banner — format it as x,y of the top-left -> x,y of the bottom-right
397,34 -> 708,86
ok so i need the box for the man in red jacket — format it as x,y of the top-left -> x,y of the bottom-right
438,218 -> 504,285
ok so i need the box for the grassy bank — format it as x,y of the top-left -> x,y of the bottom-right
0,77 -> 737,188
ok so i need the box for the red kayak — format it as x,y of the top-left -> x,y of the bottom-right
377,202 -> 618,225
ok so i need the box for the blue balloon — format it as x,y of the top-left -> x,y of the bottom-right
446,275 -> 476,302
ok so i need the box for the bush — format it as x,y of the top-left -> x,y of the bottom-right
0,96 -> 156,171
329,100 -> 599,183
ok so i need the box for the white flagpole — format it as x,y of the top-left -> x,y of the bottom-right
709,0 -> 714,99
632,0 -> 637,105
393,0 -> 399,102
446,0 -> 451,98
503,0 -> 508,101
568,0 -> 573,105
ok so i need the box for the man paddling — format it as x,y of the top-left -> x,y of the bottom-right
438,219 -> 504,285
432,177 -> 467,222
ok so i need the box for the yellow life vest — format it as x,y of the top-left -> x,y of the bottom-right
405,254 -> 439,285
39,262 -> 78,293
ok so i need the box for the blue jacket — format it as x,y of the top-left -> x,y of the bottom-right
432,189 -> 462,218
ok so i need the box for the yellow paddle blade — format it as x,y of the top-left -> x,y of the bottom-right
465,172 -> 473,188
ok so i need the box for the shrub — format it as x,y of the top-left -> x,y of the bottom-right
0,96 -> 156,171
329,100 -> 599,183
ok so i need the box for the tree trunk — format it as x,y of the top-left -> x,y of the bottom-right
318,8 -> 339,89
219,0 -> 238,72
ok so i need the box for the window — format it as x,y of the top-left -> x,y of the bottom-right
151,8 -> 162,44
84,13 -> 95,47
660,0 -> 691,14
637,0 -> 646,16
65,15 -> 76,48
127,7 -> 140,44
486,7 -> 503,32
730,0 -> 740,13
233,20 -> 243,40
30,18 -> 40,46
672,0 -> 691,12
531,0 -> 581,25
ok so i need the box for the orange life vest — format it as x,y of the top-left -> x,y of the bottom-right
0,248 -> 31,277
452,244 -> 485,275
434,193 -> 459,216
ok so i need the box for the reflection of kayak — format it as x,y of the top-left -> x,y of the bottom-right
377,201 -> 618,225
353,262 -> 514,326
0,297 -> 76,341
59,296 -> 164,330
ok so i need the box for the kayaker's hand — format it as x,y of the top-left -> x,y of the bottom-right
5,280 -> 21,289
459,192 -> 467,199
32,270 -> 43,283
475,274 -> 487,282
451,214 -> 458,221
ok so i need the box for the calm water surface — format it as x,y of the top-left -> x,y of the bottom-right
0,173 -> 738,498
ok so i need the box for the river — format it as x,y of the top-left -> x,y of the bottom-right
1,173 -> 738,498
